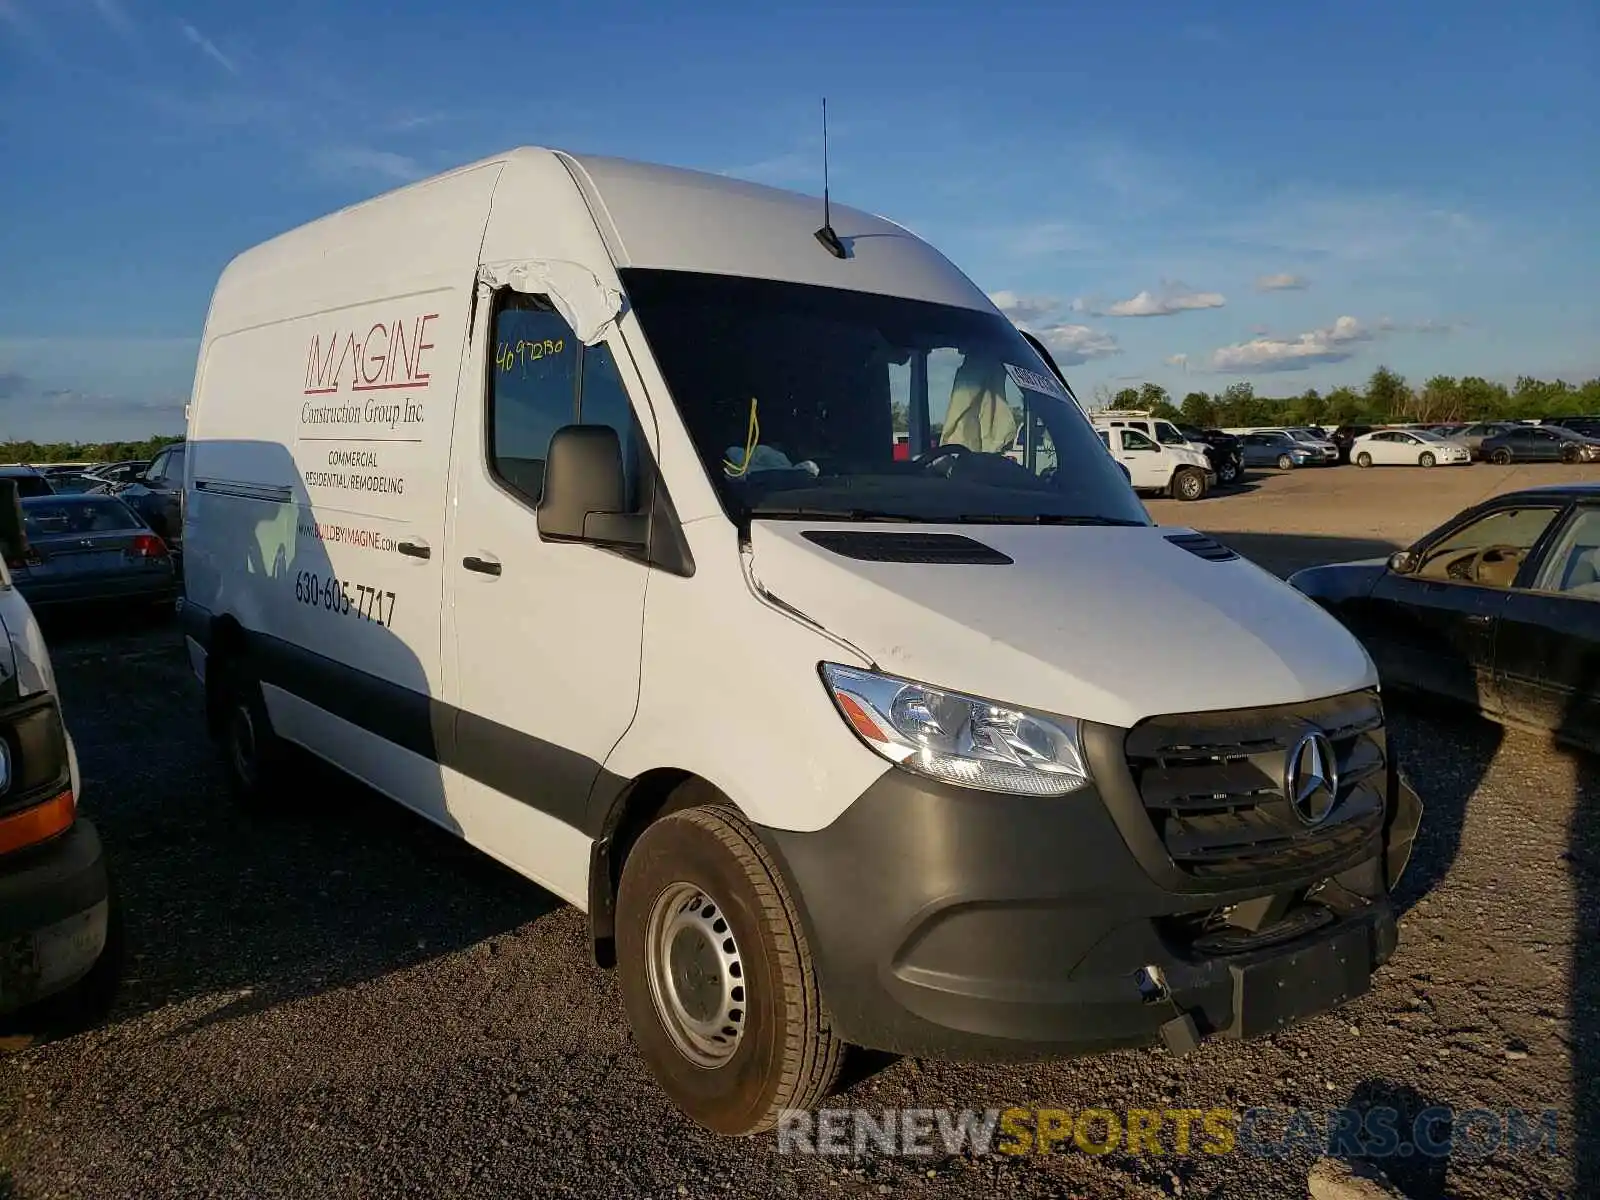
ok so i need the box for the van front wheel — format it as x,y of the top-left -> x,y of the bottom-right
616,804 -> 844,1136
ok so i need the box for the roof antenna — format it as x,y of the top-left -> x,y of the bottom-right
813,97 -> 848,259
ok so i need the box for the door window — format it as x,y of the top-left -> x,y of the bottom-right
488,294 -> 642,510
1532,508 -> 1600,598
1120,429 -> 1158,452
1154,421 -> 1187,446
1415,507 -> 1563,588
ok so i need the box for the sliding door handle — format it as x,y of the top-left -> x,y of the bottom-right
462,555 -> 502,577
397,540 -> 431,560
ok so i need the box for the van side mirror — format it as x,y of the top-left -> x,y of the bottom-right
537,425 -> 648,551
0,480 -> 30,570
1387,550 -> 1418,575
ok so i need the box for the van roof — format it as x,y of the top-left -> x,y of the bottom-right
216,147 -> 989,322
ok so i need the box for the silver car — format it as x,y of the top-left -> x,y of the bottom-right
1239,431 -> 1316,470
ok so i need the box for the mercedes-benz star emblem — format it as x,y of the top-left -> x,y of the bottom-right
1285,730 -> 1339,826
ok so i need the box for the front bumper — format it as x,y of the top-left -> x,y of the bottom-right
0,820 -> 110,1015
760,736 -> 1418,1061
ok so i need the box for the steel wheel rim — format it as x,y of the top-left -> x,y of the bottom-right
645,882 -> 747,1069
1180,473 -> 1202,498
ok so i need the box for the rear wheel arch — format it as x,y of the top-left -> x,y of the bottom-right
204,615 -> 248,737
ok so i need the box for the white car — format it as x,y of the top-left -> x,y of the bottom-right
1350,429 -> 1472,468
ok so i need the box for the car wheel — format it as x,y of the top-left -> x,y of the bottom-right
1355,452 -> 1373,468
616,804 -> 845,1136
217,657 -> 287,807
1276,453 -> 1294,470
1419,451 -> 1436,468
1561,445 -> 1580,464
1217,459 -> 1238,485
1490,448 -> 1513,465
1173,467 -> 1206,501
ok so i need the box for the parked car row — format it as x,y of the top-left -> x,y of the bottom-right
0,479 -> 121,1037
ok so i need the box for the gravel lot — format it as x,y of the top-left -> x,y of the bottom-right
3,463 -> 1597,1199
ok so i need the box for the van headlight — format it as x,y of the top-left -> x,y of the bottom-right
820,663 -> 1090,795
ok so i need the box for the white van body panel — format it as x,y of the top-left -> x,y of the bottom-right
186,161 -> 505,824
561,153 -> 987,308
600,515 -> 891,835
743,521 -> 1379,732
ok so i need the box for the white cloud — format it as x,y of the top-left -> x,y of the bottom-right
987,290 -> 1062,325
312,146 -> 424,184
1209,315 -> 1372,373
0,0 -> 51,57
1255,272 -> 1309,291
93,0 -> 135,38
1000,220 -> 1101,257
1223,190 -> 1486,268
1035,323 -> 1120,365
1101,284 -> 1226,317
179,21 -> 238,75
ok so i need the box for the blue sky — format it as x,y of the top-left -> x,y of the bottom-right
0,0 -> 1595,439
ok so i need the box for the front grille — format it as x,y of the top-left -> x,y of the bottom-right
1124,691 -> 1386,883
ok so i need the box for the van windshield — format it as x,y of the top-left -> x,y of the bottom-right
620,269 -> 1149,527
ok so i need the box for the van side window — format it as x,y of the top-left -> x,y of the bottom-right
488,294 -> 645,513
490,297 -> 578,503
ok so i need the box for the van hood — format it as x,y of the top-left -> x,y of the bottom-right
748,521 -> 1376,729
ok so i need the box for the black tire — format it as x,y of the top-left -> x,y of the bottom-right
1561,445 -> 1580,464
1276,453 -> 1294,470
8,869 -> 125,1039
1172,467 -> 1206,501
1418,451 -> 1436,468
1490,447 -> 1512,465
1217,458 -> 1239,485
1355,452 -> 1373,469
616,803 -> 844,1136
216,655 -> 287,808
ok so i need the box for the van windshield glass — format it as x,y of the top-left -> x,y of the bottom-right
618,269 -> 1148,527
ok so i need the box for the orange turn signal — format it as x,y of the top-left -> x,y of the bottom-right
0,790 -> 76,856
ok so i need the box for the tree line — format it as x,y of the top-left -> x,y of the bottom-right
1104,367 -> 1600,430
0,435 -> 183,465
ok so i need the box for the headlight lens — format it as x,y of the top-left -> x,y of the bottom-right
820,663 -> 1089,795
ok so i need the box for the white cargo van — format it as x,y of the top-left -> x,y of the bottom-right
181,148 -> 1422,1136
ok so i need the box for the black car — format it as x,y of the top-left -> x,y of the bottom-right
1330,425 -> 1376,464
1543,415 -> 1600,440
1290,483 -> 1600,751
10,495 -> 179,613
0,467 -> 55,499
113,443 -> 185,558
1175,425 -> 1246,486
1479,424 -> 1600,464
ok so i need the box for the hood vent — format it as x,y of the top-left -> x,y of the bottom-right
800,530 -> 1013,565
1165,532 -> 1238,562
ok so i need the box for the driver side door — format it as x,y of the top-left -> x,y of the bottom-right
1367,503 -> 1566,711
1113,428 -> 1168,489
